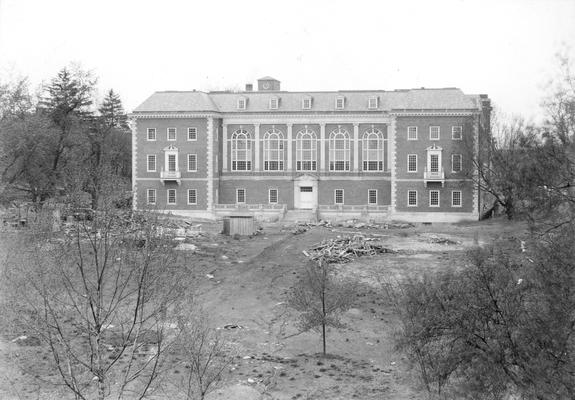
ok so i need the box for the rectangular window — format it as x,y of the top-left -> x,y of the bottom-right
368,189 -> 377,205
237,98 -> 246,110
452,126 -> 463,140
368,96 -> 378,109
147,189 -> 156,205
302,97 -> 312,109
188,127 -> 197,141
407,126 -> 418,140
269,188 -> 278,204
408,190 -> 417,207
147,155 -> 156,172
429,190 -> 440,207
429,126 -> 440,140
236,188 -> 246,204
407,154 -> 417,172
188,154 -> 197,172
167,189 -> 176,205
452,191 -> 462,207
452,154 -> 462,172
167,154 -> 177,172
167,128 -> 177,141
334,189 -> 344,204
300,186 -> 313,192
269,97 -> 279,109
187,189 -> 197,205
147,128 -> 156,141
335,96 -> 345,110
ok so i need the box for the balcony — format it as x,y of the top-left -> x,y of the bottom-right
160,169 -> 181,185
424,168 -> 445,187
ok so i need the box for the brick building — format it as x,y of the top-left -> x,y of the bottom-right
130,77 -> 491,222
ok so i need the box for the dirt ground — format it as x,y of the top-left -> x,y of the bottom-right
0,217 -> 526,399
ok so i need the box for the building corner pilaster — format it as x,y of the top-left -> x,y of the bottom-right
130,117 -> 138,211
206,117 -> 214,213
389,116 -> 397,216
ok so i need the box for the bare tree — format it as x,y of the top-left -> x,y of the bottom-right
1,209 -> 193,399
168,313 -> 235,400
287,258 -> 355,355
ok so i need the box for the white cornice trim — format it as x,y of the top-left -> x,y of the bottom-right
130,113 -> 221,119
390,111 -> 477,117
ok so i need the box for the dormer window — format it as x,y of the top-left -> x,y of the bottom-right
335,96 -> 345,110
269,96 -> 279,110
237,97 -> 247,110
302,96 -> 312,110
368,96 -> 378,109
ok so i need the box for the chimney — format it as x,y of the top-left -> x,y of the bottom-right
245,83 -> 253,92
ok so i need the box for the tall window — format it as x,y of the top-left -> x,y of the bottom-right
429,190 -> 440,207
188,127 -> 197,141
167,189 -> 177,205
188,154 -> 197,172
452,154 -> 462,172
296,128 -> 317,171
407,154 -> 417,172
302,96 -> 312,109
429,126 -> 440,140
237,97 -> 247,110
147,128 -> 156,141
147,189 -> 156,205
335,96 -> 345,110
329,127 -> 350,171
147,155 -> 156,172
231,129 -> 252,171
368,189 -> 377,205
452,126 -> 463,140
452,191 -> 462,207
430,154 -> 439,172
408,190 -> 417,207
167,127 -> 176,141
334,189 -> 344,204
269,188 -> 278,204
407,126 -> 418,140
236,188 -> 246,203
188,189 -> 197,205
167,154 -> 177,172
263,129 -> 284,171
362,128 -> 387,171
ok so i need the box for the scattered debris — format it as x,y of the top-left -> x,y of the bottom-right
305,235 -> 395,264
427,235 -> 460,245
174,243 -> 198,251
206,273 -> 215,279
291,226 -> 308,235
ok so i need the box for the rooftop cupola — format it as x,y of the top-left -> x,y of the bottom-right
257,76 -> 280,91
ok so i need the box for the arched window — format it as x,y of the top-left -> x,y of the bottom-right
362,128 -> 387,171
263,128 -> 284,171
296,128 -> 317,171
329,127 -> 350,171
231,129 -> 251,171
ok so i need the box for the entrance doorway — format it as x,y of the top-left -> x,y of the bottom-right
299,186 -> 314,209
294,175 -> 318,209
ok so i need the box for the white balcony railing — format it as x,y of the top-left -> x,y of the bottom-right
160,169 -> 181,184
424,168 -> 445,186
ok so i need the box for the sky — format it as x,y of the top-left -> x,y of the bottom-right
1,0 -> 574,121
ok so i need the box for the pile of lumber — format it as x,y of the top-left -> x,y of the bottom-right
303,235 -> 395,264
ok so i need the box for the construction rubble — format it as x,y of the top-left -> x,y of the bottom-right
303,235 -> 396,264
